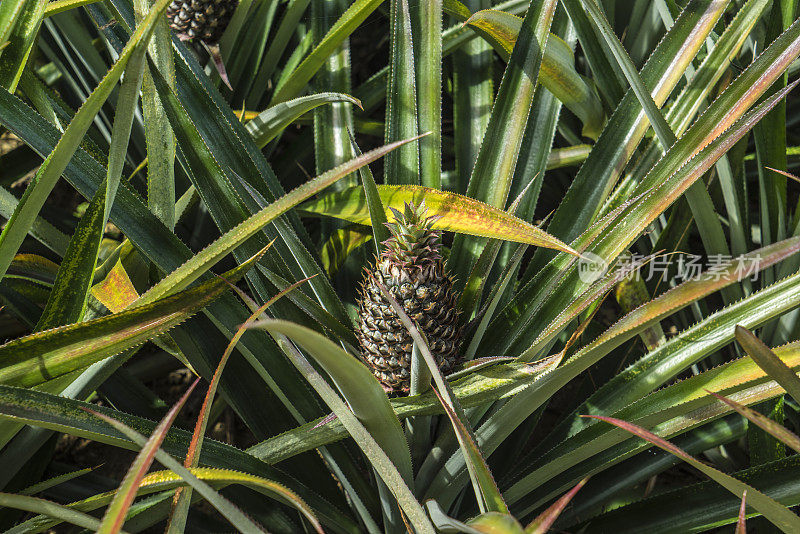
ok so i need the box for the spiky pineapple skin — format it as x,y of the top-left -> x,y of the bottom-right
357,204 -> 461,395
166,0 -> 237,44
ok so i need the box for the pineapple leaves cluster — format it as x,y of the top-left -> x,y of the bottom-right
2,0 -> 800,533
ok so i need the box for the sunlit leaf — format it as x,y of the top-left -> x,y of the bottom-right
735,325 -> 800,402
300,184 -> 579,256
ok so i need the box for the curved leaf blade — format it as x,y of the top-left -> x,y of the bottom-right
465,9 -> 604,138
271,0 -> 383,104
136,135 -> 425,307
585,415 -> 800,533
95,380 -> 199,534
13,467 -> 325,534
246,92 -> 362,148
0,0 -> 173,282
0,492 -> 112,533
736,325 -> 800,401
300,184 -> 579,256
0,253 -> 261,387
88,410 -> 270,534
707,390 -> 800,454
257,319 -> 414,487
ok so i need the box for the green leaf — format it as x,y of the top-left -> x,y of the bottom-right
256,265 -> 358,344
0,0 -> 173,283
248,0 -> 311,103
426,500 -> 487,534
554,416 -> 745,529
0,186 -> 69,257
505,342 -> 800,516
0,492 -> 113,532
532,236 -> 800,368
311,0 -> 358,195
96,1 -> 368,456
0,0 -> 26,53
414,0 -> 442,189
707,390 -> 800,454
272,336 -> 433,533
491,69 -> 800,360
34,184 -> 106,330
451,0 -> 493,195
148,52 -> 338,315
20,467 -> 94,496
586,415 -> 800,533
88,409 -> 271,534
0,0 -> 47,91
13,467 -> 324,534
463,244 -> 527,361
448,0 -> 557,274
43,0 -> 104,17
37,34 -> 147,331
134,0 -> 176,231
0,386 -> 353,533
442,0 -> 471,20
527,0 -> 729,275
320,225 -> 373,276
349,132 -> 389,254
168,279 -> 310,534
579,0 -> 734,300
539,261 -> 800,455
300,184 -> 579,256
377,280 -> 507,514
96,380 -> 198,534
464,9 -> 604,138
135,135 -> 425,307
752,1 -> 793,269
257,319 -> 414,488
467,513 -> 524,533
0,63 -> 358,522
430,236 -> 800,509
271,0 -> 383,104
248,359 -> 559,465
0,253 -> 260,387
384,0 -> 420,186
246,92 -> 362,148
735,325 -> 800,402
583,456 -> 800,533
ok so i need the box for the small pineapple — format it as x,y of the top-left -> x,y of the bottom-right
166,0 -> 237,44
166,0 -> 237,87
357,203 -> 461,395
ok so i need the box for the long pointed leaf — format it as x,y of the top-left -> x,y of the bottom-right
585,415 -> 800,533
301,184 -> 578,256
0,0 -> 173,282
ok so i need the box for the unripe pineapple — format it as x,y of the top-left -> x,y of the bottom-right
357,203 -> 461,395
166,0 -> 237,87
166,0 -> 237,44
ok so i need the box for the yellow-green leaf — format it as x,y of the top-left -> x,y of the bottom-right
464,9 -> 605,139
300,185 -> 579,256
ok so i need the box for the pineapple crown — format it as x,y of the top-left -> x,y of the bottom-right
380,202 -> 442,269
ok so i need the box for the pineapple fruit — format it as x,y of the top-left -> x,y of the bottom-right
167,0 -> 239,44
166,0 -> 237,44
356,203 -> 461,395
166,0 -> 238,87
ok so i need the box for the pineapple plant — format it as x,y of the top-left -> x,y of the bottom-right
3,0 -> 800,532
357,202 -> 460,394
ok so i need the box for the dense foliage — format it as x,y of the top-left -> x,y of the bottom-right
2,0 -> 800,532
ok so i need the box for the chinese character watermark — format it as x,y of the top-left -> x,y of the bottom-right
578,252 -> 762,284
